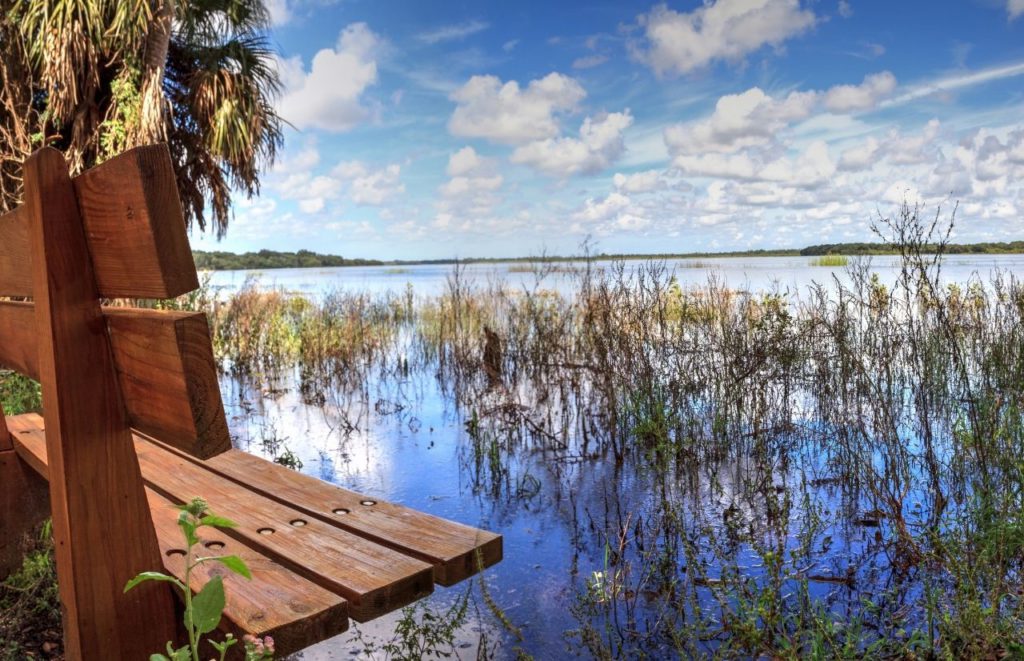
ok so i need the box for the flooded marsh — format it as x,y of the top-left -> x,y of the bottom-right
202,221 -> 1024,659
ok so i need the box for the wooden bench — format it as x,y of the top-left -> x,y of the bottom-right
0,145 -> 502,659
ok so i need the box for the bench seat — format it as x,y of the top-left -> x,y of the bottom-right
7,412 -> 501,655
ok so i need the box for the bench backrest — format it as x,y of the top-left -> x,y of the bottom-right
0,145 -> 229,658
0,145 -> 230,458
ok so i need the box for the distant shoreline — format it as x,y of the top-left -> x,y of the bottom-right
193,241 -> 1024,271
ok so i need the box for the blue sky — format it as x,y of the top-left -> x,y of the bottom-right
190,0 -> 1024,259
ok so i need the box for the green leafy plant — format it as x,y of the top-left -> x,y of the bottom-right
0,370 -> 42,414
124,497 -> 273,661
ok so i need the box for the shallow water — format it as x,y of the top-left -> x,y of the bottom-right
206,254 -> 1024,300
208,255 -> 1024,659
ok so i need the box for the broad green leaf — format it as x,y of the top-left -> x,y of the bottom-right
124,571 -> 184,593
190,574 -> 225,635
199,514 -> 238,529
213,554 -> 252,579
149,655 -> 169,661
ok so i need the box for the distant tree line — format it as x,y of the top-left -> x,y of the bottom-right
801,241 -> 1024,256
192,249 -> 383,270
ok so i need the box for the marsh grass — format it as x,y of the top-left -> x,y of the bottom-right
809,254 -> 849,267
197,203 -> 1024,658
677,259 -> 719,269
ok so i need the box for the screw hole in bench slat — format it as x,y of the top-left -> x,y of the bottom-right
257,527 -> 275,535
360,500 -> 376,506
166,549 -> 186,557
290,519 -> 307,527
204,541 -> 225,550
332,508 -> 350,515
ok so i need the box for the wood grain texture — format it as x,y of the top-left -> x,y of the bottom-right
0,144 -> 199,299
0,206 -> 30,296
0,302 -> 231,458
24,147 -> 177,659
0,302 -> 34,376
9,414 -> 350,657
200,448 -> 502,586
105,308 -> 231,458
11,411 -> 435,622
133,439 -> 436,621
149,491 -> 349,656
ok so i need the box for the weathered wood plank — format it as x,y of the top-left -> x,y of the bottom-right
9,414 -> 350,656
24,147 -> 178,659
199,448 -> 503,586
0,206 -> 30,296
0,144 -> 199,299
7,415 -> 46,475
9,410 -> 435,621
133,440 -> 435,621
0,302 -> 230,458
149,490 -> 349,656
0,302 -> 34,376
105,308 -> 231,458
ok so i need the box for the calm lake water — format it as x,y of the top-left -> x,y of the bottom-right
207,255 -> 1024,660
206,254 -> 1024,300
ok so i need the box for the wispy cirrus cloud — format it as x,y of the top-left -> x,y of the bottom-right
881,60 -> 1024,107
416,19 -> 489,44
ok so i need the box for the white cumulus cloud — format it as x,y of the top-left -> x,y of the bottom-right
823,71 -> 897,112
276,23 -> 381,133
573,192 -> 631,223
448,73 -> 587,145
665,87 -> 817,155
630,0 -> 818,77
352,166 -> 403,206
510,111 -> 634,177
440,147 -> 504,198
613,169 -> 664,193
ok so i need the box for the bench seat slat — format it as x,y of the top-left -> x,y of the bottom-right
185,445 -> 503,586
7,413 -> 435,621
149,491 -> 348,655
7,414 -> 349,656
133,439 -> 436,621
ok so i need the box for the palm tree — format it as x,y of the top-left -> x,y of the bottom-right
0,0 -> 283,237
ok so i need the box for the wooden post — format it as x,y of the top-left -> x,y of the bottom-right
24,148 -> 177,659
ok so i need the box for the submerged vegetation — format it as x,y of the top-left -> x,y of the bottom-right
197,203 -> 1024,657
808,255 -> 850,267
